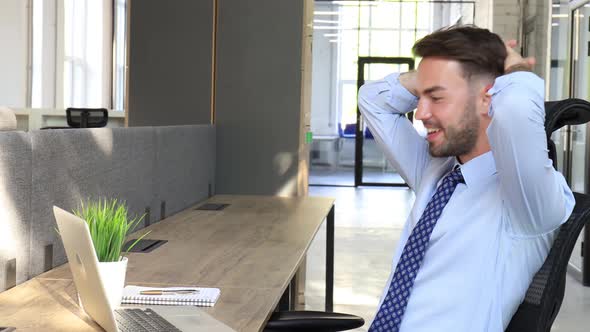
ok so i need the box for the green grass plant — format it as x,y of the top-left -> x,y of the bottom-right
74,198 -> 149,262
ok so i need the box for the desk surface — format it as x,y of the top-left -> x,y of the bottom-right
0,195 -> 335,332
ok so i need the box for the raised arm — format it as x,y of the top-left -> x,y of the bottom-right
358,72 -> 431,190
487,43 -> 574,236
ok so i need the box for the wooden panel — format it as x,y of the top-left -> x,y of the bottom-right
9,195 -> 335,332
0,279 -> 281,332
44,196 -> 333,288
0,279 -> 101,331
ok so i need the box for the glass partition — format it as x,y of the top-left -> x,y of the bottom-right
569,1 -> 590,278
309,0 -> 475,186
549,0 -> 572,175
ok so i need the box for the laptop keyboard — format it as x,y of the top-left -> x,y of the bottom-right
114,308 -> 182,332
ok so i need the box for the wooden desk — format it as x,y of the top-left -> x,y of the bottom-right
0,195 -> 335,332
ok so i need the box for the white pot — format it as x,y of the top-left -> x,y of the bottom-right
97,256 -> 128,308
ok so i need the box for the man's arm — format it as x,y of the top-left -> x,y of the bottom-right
487,48 -> 574,236
357,72 -> 431,190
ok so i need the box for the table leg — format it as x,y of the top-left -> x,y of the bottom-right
326,205 -> 334,312
279,284 -> 290,311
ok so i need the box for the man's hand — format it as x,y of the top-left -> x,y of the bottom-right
399,71 -> 419,96
504,40 -> 536,74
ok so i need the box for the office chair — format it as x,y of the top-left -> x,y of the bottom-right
41,108 -> 109,129
264,311 -> 364,332
506,98 -> 590,332
66,108 -> 109,128
543,99 -> 590,169
337,123 -> 356,138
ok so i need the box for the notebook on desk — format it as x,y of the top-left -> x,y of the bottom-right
122,286 -> 221,306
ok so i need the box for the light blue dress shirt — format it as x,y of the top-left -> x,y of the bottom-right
357,71 -> 575,331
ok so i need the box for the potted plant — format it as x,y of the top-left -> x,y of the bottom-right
73,198 -> 149,307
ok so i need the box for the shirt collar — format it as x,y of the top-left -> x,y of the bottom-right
454,151 -> 497,187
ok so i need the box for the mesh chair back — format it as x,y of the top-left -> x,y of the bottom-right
66,108 -> 109,128
505,98 -> 590,331
544,99 -> 590,168
506,192 -> 590,332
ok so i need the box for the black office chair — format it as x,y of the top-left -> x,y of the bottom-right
66,108 -> 109,128
41,108 -> 109,129
506,98 -> 590,332
264,311 -> 364,332
544,99 -> 590,169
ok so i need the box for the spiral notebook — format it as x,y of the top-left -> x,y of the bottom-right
121,285 -> 221,307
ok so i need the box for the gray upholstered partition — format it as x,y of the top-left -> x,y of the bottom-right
0,125 -> 215,286
29,127 -> 159,276
0,132 -> 31,291
154,125 -> 215,218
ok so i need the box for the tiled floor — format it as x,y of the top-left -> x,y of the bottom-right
305,186 -> 590,332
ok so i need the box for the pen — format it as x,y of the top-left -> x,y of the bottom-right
140,289 -> 199,295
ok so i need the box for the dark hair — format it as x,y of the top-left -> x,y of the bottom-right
412,25 -> 506,80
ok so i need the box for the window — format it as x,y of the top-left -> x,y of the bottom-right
314,1 -> 474,134
61,0 -> 111,108
113,0 -> 127,111
30,0 -> 127,111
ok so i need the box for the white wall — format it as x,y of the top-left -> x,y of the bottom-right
474,0 -> 493,30
493,0 -> 522,41
0,0 -> 29,107
31,0 -> 57,108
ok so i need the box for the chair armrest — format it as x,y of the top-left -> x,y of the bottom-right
264,311 -> 364,332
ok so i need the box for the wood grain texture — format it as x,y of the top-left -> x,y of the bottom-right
0,279 -> 101,331
3,195 -> 335,332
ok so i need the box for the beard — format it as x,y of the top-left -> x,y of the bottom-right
428,99 -> 480,158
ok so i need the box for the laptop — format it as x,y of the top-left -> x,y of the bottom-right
53,206 -> 235,332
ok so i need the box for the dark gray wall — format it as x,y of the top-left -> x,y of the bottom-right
127,0 -> 213,126
215,0 -> 304,195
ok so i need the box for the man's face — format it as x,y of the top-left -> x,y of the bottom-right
415,57 -> 482,160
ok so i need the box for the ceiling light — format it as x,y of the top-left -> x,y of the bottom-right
332,1 -> 378,6
314,11 -> 340,15
314,19 -> 340,24
313,26 -> 344,30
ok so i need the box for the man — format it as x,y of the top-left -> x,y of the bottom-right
358,25 -> 574,332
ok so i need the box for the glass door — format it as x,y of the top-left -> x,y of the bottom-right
355,57 -> 414,186
570,1 -> 590,285
549,0 -> 572,176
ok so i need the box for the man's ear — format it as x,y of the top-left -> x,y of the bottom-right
479,83 -> 493,115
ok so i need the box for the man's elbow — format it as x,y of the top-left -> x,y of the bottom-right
357,85 -> 373,114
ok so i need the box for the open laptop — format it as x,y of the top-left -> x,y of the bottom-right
53,206 -> 235,332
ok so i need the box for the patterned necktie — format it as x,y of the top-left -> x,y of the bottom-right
369,167 -> 464,332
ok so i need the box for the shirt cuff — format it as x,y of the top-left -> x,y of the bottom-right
384,73 -> 419,113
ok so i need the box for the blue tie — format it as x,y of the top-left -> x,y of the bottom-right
369,167 -> 464,332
